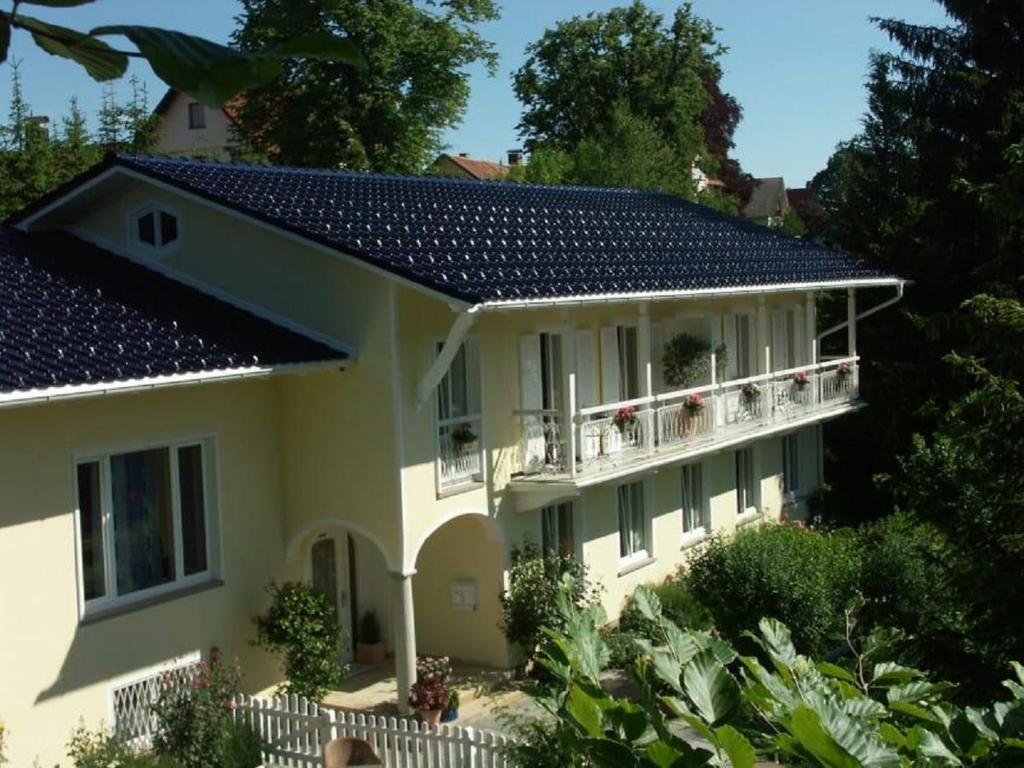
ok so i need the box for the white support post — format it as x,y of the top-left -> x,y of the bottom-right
757,295 -> 770,375
638,303 -> 653,453
392,572 -> 417,715
709,306 -> 723,431
847,288 -> 857,358
561,308 -> 577,477
806,291 -> 818,406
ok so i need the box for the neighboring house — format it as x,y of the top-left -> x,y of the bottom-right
429,151 -> 517,180
743,176 -> 790,225
152,88 -> 239,160
0,154 -> 902,766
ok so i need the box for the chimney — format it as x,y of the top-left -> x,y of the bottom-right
507,148 -> 524,167
459,152 -> 469,157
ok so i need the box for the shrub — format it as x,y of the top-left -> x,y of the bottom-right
67,725 -> 180,768
253,581 -> 345,701
152,650 -> 261,768
686,524 -> 861,655
618,579 -> 712,640
662,333 -> 726,388
601,628 -> 643,671
499,542 -> 599,660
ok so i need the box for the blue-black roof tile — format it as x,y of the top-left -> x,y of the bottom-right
21,154 -> 891,304
0,226 -> 345,395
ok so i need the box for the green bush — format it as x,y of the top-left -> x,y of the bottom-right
499,542 -> 599,659
152,650 -> 263,768
686,524 -> 861,656
601,628 -> 643,671
618,579 -> 712,640
253,581 -> 345,701
67,725 -> 180,768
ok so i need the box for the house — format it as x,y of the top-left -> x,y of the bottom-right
429,151 -> 519,180
0,154 -> 902,766
743,176 -> 790,225
152,88 -> 240,160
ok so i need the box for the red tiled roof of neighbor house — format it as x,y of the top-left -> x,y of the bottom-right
441,154 -> 510,180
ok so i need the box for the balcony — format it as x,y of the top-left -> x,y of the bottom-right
437,415 -> 483,490
514,357 -> 859,487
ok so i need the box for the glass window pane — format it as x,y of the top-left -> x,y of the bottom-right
178,445 -> 208,575
160,212 -> 178,245
618,327 -> 640,399
111,448 -> 174,595
631,483 -> 646,552
137,211 -> 155,245
450,345 -> 468,417
188,102 -> 206,129
77,462 -> 106,601
618,485 -> 631,557
558,503 -> 574,556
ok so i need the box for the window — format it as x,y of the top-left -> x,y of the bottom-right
617,326 -> 640,399
542,502 -> 574,557
734,314 -> 752,378
75,440 -> 217,615
188,102 -> 206,129
681,463 -> 707,535
132,205 -> 179,250
783,434 -> 800,497
735,447 -> 758,515
618,481 -> 647,559
436,339 -> 482,488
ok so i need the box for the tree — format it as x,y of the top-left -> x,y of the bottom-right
0,1 -> 362,108
513,2 -> 746,201
230,0 -> 499,172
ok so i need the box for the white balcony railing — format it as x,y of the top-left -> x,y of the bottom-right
437,416 -> 482,489
516,357 -> 859,480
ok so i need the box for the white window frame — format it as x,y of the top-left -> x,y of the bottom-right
735,446 -> 759,517
73,436 -> 220,619
617,479 -> 651,568
433,336 -> 483,493
128,202 -> 182,255
681,461 -> 709,543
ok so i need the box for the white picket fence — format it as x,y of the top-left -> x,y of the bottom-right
233,693 -> 513,768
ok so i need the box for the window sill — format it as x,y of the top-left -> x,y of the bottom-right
681,528 -> 709,550
80,579 -> 224,626
618,553 -> 656,577
736,510 -> 763,528
436,479 -> 485,500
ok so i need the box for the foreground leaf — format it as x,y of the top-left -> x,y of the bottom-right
15,15 -> 126,80
684,649 -> 741,726
714,725 -> 756,768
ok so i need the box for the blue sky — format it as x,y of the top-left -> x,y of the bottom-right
2,0 -> 949,186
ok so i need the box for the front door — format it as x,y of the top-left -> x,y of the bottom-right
311,535 -> 354,663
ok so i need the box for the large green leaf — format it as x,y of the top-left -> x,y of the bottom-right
683,649 -> 741,726
0,17 -> 9,62
642,740 -> 685,768
818,661 -> 858,684
907,727 -> 962,766
787,706 -> 863,768
757,618 -> 798,667
566,683 -> 604,738
633,586 -> 662,623
91,25 -> 281,107
584,738 -> 640,767
872,662 -> 924,686
652,650 -> 684,694
15,15 -> 126,80
713,725 -> 756,768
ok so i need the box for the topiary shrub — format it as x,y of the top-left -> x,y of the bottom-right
618,580 -> 712,640
499,542 -> 599,662
662,334 -> 727,388
686,524 -> 861,656
253,581 -> 345,701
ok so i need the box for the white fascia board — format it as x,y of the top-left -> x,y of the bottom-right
477,278 -> 905,312
0,359 -> 345,411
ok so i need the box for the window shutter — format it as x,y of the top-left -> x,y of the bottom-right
771,309 -> 788,371
723,314 -> 738,380
575,329 -> 597,408
519,334 -> 545,471
600,326 -> 621,404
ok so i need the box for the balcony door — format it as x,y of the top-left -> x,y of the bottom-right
520,332 -> 564,472
310,534 -> 353,664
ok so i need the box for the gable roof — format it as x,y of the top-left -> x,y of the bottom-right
435,154 -> 510,181
10,155 -> 898,307
154,87 -> 242,123
0,225 -> 345,401
743,177 -> 790,220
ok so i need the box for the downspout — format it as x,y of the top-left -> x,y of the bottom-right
413,305 -> 480,411
817,282 -> 905,344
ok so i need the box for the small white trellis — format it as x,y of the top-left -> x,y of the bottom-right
110,656 -> 202,748
232,693 -> 513,768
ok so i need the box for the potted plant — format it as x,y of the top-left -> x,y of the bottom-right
355,610 -> 386,665
792,370 -> 810,390
451,422 -> 477,447
682,393 -> 704,415
836,361 -> 852,379
408,675 -> 450,727
441,688 -> 460,723
612,405 -> 637,433
741,382 -> 760,402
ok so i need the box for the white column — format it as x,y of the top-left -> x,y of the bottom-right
560,310 -> 577,477
709,306 -> 723,430
805,291 -> 818,365
847,288 -> 857,358
756,295 -> 770,374
392,571 -> 416,714
638,303 -> 652,398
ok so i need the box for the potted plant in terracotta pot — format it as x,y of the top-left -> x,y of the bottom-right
409,674 -> 450,727
792,370 -> 810,391
682,393 -> 704,436
355,610 -> 386,665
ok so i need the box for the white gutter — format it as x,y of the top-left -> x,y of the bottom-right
476,277 -> 903,311
0,359 -> 346,411
414,307 -> 479,410
818,282 -> 905,342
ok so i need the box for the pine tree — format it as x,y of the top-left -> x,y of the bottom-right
97,83 -> 123,150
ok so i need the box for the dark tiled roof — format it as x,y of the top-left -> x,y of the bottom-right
13,155 -> 895,304
0,226 -> 345,395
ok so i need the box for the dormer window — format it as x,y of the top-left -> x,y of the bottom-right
132,206 -> 179,251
